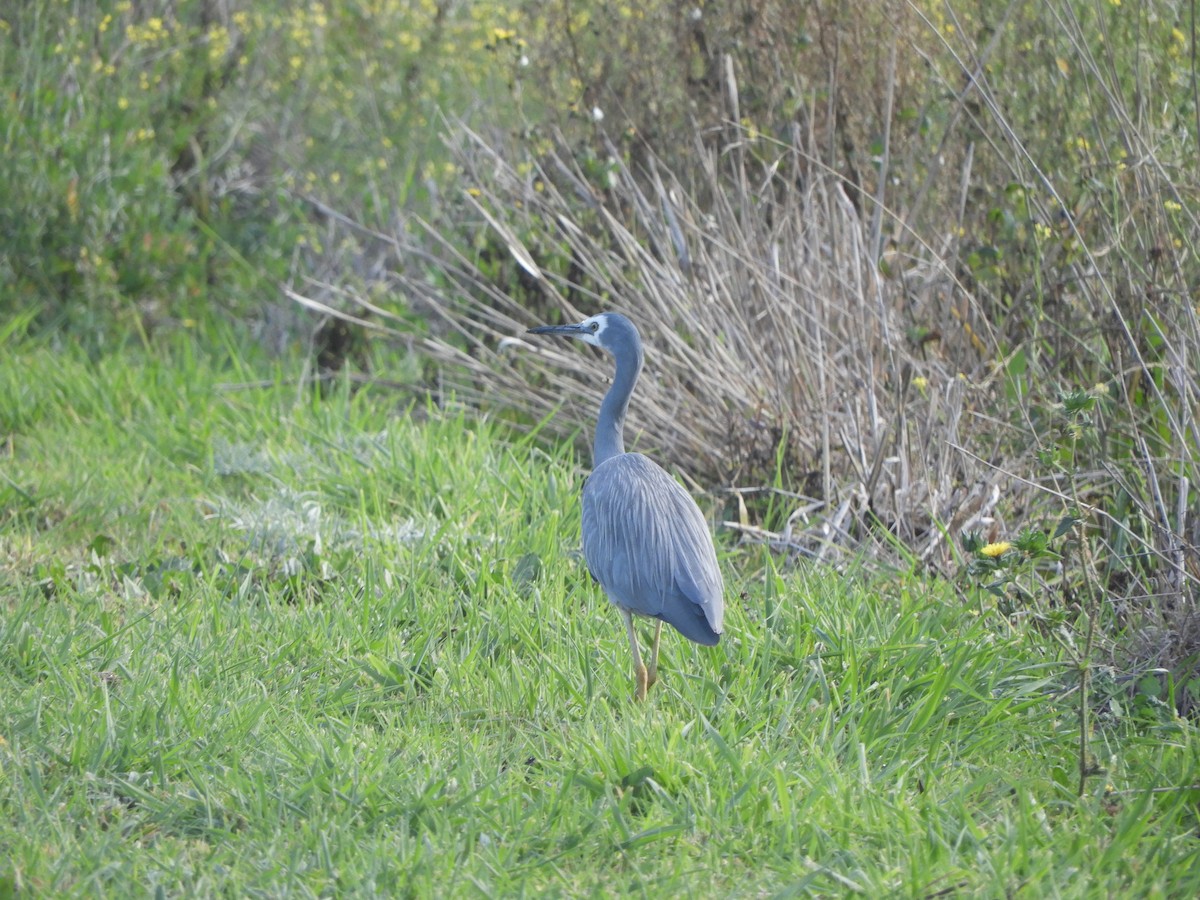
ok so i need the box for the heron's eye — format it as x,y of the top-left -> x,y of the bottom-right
589,321 -> 599,332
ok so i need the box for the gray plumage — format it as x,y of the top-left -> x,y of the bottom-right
583,453 -> 723,645
527,312 -> 724,699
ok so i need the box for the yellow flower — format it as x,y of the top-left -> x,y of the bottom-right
1170,28 -> 1185,58
979,541 -> 1012,558
1164,200 -> 1182,213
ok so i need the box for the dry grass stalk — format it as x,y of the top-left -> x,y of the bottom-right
299,122 -> 1014,571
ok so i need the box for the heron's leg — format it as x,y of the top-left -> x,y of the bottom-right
622,609 -> 648,701
646,620 -> 663,689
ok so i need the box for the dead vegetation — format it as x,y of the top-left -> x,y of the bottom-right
404,122 -> 1013,577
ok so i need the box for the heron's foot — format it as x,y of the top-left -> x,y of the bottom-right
634,663 -> 650,701
646,662 -> 657,690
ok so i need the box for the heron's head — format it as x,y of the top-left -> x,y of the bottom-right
527,312 -> 638,353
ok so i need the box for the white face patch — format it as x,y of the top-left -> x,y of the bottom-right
579,315 -> 606,347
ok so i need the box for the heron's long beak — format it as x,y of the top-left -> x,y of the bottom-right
527,323 -> 586,336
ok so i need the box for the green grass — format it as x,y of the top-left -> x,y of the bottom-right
2,330 -> 1198,897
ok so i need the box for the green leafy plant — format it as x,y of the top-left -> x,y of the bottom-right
962,387 -> 1127,795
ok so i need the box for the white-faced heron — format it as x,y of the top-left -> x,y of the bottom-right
528,312 -> 724,700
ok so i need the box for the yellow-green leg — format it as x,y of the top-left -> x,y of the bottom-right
623,609 -> 649,701
647,620 -> 662,690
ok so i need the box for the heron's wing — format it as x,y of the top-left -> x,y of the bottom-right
582,454 -> 724,644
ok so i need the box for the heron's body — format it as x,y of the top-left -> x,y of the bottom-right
528,312 -> 724,699
583,453 -> 722,645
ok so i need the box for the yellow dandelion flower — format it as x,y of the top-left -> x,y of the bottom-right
117,97 -> 129,110
980,541 -> 1012,558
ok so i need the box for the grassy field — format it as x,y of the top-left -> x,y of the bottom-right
2,326 -> 1198,897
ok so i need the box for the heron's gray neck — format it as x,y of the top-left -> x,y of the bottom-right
593,343 -> 643,466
